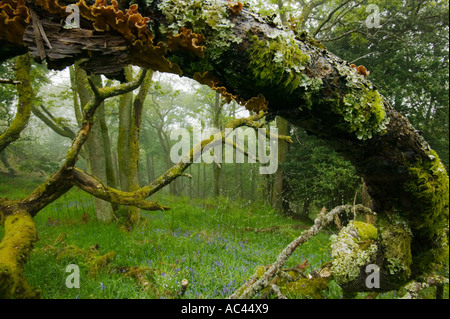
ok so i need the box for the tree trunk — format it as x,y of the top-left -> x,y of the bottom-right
0,54 -> 33,154
73,67 -> 114,222
0,151 -> 15,175
271,117 -> 289,212
117,66 -> 153,225
118,66 -> 134,192
212,92 -> 222,197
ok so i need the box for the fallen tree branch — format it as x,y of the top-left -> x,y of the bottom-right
69,168 -> 170,211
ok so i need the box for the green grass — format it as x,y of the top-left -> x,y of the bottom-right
1,175 -> 448,299
24,191 -> 335,299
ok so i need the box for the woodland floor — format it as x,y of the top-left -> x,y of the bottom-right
0,174 -> 447,299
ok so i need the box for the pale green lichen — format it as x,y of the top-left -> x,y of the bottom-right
330,221 -> 378,285
337,88 -> 388,140
158,0 -> 241,64
330,62 -> 390,140
248,32 -> 311,94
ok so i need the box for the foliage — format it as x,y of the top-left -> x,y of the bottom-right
283,128 -> 361,219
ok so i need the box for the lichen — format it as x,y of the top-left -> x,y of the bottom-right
330,221 -> 378,285
334,87 -> 388,140
248,33 -> 311,94
158,0 -> 241,64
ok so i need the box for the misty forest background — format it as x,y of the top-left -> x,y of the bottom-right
0,0 -> 448,299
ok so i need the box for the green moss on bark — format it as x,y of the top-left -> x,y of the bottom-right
0,211 -> 39,298
403,149 -> 449,275
378,217 -> 413,285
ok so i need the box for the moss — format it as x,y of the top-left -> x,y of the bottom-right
352,220 -> 378,241
248,34 -> 311,94
158,0 -> 240,64
43,237 -> 116,279
282,277 -> 329,299
330,221 -> 378,285
0,211 -> 39,298
403,149 -> 449,275
378,217 -> 412,284
88,251 -> 116,278
255,265 -> 266,278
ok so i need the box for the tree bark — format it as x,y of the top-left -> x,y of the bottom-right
0,54 -> 33,154
271,117 -> 289,212
73,67 -> 114,222
212,92 -> 222,197
117,66 -> 153,225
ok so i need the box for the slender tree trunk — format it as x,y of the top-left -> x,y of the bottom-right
98,104 -> 117,189
73,66 -> 114,222
212,92 -> 223,197
127,70 -> 153,224
0,54 -> 33,154
118,66 -> 134,192
0,152 -> 15,175
271,117 -> 289,211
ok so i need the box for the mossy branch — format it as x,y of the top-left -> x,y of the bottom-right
0,210 -> 40,298
0,54 -> 33,154
19,68 -> 149,216
69,168 -> 170,211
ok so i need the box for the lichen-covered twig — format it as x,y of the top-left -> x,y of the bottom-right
229,205 -> 374,299
401,275 -> 449,299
